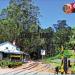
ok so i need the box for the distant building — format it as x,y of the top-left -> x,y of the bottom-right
0,41 -> 29,61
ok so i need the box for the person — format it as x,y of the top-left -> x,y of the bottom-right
55,66 -> 59,74
60,65 -> 64,74
60,60 -> 64,74
68,60 -> 71,67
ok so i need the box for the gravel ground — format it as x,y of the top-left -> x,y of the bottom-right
0,61 -> 72,75
0,61 -> 55,75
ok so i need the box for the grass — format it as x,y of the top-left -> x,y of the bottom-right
45,50 -> 74,60
71,65 -> 75,73
42,57 -> 61,67
42,50 -> 75,67
0,60 -> 23,68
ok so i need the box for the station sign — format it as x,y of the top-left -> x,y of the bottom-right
41,50 -> 45,55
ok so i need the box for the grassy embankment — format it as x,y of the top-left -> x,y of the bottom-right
43,50 -> 74,63
42,50 -> 75,73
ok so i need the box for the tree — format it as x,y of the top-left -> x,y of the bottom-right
0,0 -> 40,59
68,27 -> 75,49
39,27 -> 55,56
29,24 -> 38,33
0,18 -> 23,41
53,20 -> 72,50
0,0 -> 39,41
8,0 -> 39,31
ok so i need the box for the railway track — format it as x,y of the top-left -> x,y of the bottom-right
14,64 -> 50,75
2,63 -> 51,75
32,64 -> 50,75
14,63 -> 39,75
2,62 -> 38,75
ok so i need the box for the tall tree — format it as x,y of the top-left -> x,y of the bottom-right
53,20 -> 72,49
0,0 -> 39,41
8,0 -> 39,31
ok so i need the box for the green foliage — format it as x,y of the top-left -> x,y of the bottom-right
8,62 -> 22,68
0,60 -> 22,68
43,57 -> 61,66
68,27 -> 75,49
0,60 -> 11,68
54,20 -> 72,48
53,50 -> 73,59
63,50 -> 72,58
43,50 -> 74,64
0,0 -> 39,41
0,0 -> 41,58
71,65 -> 75,74
29,24 -> 38,33
0,0 -> 73,59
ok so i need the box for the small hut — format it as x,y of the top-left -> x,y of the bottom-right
0,41 -> 29,62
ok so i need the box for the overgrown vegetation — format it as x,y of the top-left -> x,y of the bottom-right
43,50 -> 74,61
71,65 -> 75,74
0,60 -> 22,68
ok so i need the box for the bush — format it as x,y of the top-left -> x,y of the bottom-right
71,65 -> 75,74
63,50 -> 72,58
51,50 -> 72,59
8,62 -> 22,68
0,60 -> 23,68
0,60 -> 10,68
8,62 -> 14,68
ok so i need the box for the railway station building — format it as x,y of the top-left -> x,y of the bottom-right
0,41 -> 29,62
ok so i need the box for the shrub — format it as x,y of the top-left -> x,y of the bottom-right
0,60 -> 23,68
8,62 -> 22,68
0,60 -> 10,68
71,65 -> 75,74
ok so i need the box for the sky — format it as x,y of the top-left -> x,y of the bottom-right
0,0 -> 75,28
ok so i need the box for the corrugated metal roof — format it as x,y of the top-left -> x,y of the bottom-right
0,41 -> 17,47
0,41 -> 23,54
3,50 -> 24,54
0,41 -> 29,55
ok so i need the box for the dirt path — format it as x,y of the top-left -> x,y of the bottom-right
0,61 -> 55,75
0,61 -> 72,75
